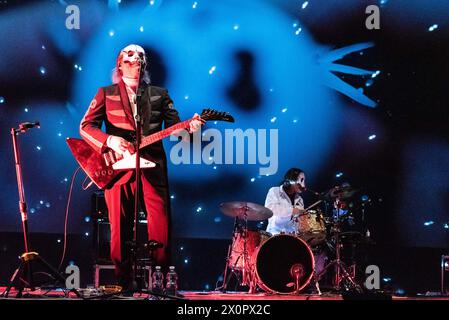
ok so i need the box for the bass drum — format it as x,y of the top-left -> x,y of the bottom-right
253,234 -> 315,294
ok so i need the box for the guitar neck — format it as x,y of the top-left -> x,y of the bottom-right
140,118 -> 192,149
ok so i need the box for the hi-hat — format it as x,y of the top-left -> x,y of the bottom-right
219,202 -> 273,221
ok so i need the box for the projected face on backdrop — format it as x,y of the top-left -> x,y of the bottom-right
71,0 -> 376,237
0,0 -> 381,237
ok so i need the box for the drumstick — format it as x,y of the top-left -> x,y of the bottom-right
291,200 -> 323,220
304,200 -> 323,212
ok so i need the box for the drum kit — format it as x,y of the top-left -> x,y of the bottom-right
216,185 -> 369,295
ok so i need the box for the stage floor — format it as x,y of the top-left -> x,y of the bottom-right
0,287 -> 448,300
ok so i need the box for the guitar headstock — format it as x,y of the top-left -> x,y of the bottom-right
200,108 -> 235,123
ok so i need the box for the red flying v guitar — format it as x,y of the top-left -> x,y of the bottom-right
67,109 -> 234,189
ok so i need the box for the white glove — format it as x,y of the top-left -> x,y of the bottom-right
106,135 -> 134,155
189,113 -> 204,133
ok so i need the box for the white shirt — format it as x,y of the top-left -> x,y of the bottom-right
265,185 -> 304,235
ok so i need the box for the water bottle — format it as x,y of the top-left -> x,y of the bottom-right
151,266 -> 164,295
165,266 -> 178,296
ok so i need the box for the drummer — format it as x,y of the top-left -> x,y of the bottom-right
264,168 -> 327,278
265,168 -> 306,234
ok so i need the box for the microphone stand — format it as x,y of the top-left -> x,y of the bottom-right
126,61 -> 177,300
2,125 -> 81,298
129,60 -> 145,293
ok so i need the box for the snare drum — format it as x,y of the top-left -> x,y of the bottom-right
295,209 -> 326,246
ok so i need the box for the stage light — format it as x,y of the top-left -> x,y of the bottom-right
213,166 -> 217,170
39,66 -> 46,75
184,258 -> 189,264
45,202 -> 51,208
365,79 -> 374,87
41,45 -> 46,50
250,177 -> 256,182
295,28 -> 302,35
58,132 -> 62,137
84,216 -> 91,223
184,95 -> 189,100
371,70 -> 381,78
204,284 -> 210,290
214,217 -> 221,223
109,30 -> 115,37
369,134 -> 377,140
30,208 -> 36,214
444,223 -> 449,229
270,117 -> 277,123
293,119 -> 298,123
302,1 -> 309,9
192,2 -> 198,9
64,178 -> 68,182
233,24 -> 239,30
85,232 -> 89,237
281,108 -> 287,113
139,26 -> 144,32
0,97 -> 5,104
57,239 -> 61,243
40,200 -> 44,205
382,277 -> 392,283
428,24 -> 438,32
196,206 -> 202,213
180,246 -> 184,251
336,172 -> 343,178
170,194 -> 175,199
208,66 -> 216,75
24,108 -> 29,112
361,195 -> 370,202
424,221 -> 434,226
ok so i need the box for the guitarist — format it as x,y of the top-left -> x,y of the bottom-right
79,44 -> 202,290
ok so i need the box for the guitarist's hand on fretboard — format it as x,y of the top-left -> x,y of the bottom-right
188,113 -> 206,133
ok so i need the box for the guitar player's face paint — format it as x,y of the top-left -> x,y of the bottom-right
117,44 -> 146,79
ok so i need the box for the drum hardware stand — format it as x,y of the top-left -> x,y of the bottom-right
316,200 -> 362,292
216,218 -> 239,292
2,123 -> 81,298
217,210 -> 255,293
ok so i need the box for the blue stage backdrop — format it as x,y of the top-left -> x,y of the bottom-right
0,0 -> 448,248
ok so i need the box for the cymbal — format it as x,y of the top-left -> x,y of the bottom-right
219,202 -> 273,221
324,185 -> 357,200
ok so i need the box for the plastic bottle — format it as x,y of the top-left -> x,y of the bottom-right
165,266 -> 178,296
151,266 -> 164,295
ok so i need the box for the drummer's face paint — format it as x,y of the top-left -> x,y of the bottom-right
293,173 -> 306,193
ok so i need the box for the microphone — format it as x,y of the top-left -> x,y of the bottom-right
18,121 -> 40,132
